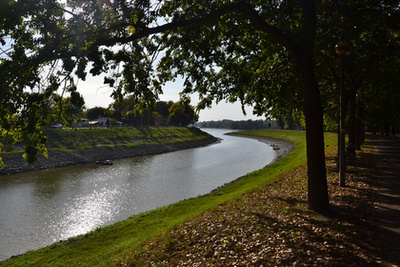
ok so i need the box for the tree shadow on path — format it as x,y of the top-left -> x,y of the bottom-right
368,134 -> 400,266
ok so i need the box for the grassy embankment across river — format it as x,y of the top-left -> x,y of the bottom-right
0,127 -> 217,174
3,129 -> 369,266
2,127 -> 213,152
44,127 -> 213,150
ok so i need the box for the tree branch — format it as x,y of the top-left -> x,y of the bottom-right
92,1 -> 296,56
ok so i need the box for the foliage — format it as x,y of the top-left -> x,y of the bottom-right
361,53 -> 400,130
1,1 -> 308,153
1,0 -> 399,211
198,119 -> 279,130
86,106 -> 108,120
157,1 -> 304,117
1,127 -> 210,153
168,101 -> 198,126
314,0 -> 400,131
154,100 -> 173,118
108,98 -> 177,126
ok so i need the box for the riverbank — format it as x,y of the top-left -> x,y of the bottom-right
0,137 -> 218,175
1,130 -> 330,266
0,127 -> 218,175
125,137 -> 380,266
209,133 -> 295,194
228,132 -> 295,166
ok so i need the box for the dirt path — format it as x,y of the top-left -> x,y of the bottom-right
368,134 -> 400,266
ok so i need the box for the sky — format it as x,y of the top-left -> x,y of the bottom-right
79,74 -> 262,122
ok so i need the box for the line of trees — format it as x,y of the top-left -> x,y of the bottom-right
85,99 -> 198,127
197,119 -> 280,130
1,0 -> 399,212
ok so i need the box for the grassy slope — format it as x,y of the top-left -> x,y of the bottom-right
2,130 -> 338,266
1,127 -> 211,154
43,127 -> 211,150
125,137 -> 378,266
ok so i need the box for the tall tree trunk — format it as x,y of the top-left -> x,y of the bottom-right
296,55 -> 330,213
355,105 -> 364,150
348,90 -> 356,147
337,115 -> 340,170
271,0 -> 329,213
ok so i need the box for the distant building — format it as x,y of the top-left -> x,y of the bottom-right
89,121 -> 101,127
95,117 -> 109,126
90,117 -> 124,127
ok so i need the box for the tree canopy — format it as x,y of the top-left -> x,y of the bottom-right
1,0 -> 399,212
168,101 -> 198,126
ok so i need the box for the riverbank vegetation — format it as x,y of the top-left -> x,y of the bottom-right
197,119 -> 281,130
3,129 -> 377,266
1,127 -> 210,154
45,127 -> 209,150
86,99 -> 198,128
1,127 -> 217,175
196,116 -> 302,130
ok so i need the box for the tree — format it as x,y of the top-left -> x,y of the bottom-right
2,0 -> 398,212
156,1 -> 330,212
86,106 -> 108,120
0,0 -> 326,212
313,0 -> 400,161
168,102 -> 198,126
154,101 -> 174,119
109,95 -> 156,126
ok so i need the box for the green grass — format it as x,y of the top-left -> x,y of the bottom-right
1,130 -> 337,266
2,127 -> 210,153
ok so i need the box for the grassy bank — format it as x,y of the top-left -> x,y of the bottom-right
126,137 -> 378,266
45,127 -> 211,150
2,130 -> 345,266
1,127 -> 211,153
0,126 -> 217,175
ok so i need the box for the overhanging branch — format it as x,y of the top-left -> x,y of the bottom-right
92,1 -> 296,55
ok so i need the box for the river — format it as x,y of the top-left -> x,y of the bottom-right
0,128 -> 277,261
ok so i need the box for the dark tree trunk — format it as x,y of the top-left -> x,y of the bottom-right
355,105 -> 364,150
348,90 -> 356,147
296,54 -> 330,213
336,94 -> 349,170
261,1 -> 329,213
337,115 -> 340,171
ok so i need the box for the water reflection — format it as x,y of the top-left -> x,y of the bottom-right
0,129 -> 277,261
54,185 -> 121,240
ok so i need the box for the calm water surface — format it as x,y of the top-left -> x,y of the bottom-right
0,128 -> 277,261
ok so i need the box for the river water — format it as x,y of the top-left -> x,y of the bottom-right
0,128 -> 277,261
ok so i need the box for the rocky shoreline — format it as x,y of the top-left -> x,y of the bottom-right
0,137 -> 219,176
